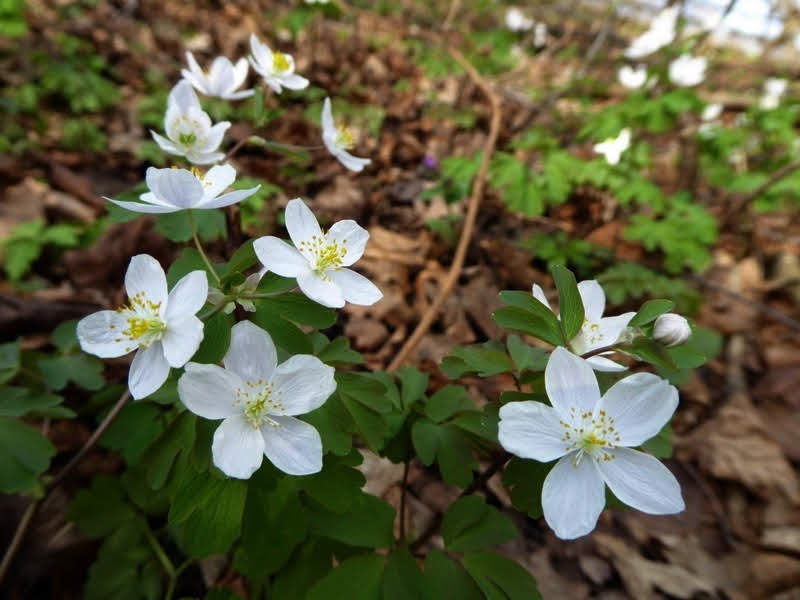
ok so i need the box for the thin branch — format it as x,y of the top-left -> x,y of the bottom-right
388,48 -> 502,371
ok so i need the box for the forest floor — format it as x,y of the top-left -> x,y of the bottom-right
1,1 -> 800,598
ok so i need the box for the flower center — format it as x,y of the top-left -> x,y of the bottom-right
113,292 -> 165,351
335,124 -> 355,150
298,234 -> 348,276
238,380 -> 285,428
560,407 -> 620,465
272,52 -> 290,73
179,132 -> 197,146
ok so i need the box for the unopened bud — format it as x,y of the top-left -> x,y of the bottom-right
653,314 -> 691,347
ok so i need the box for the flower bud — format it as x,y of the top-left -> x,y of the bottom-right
653,314 -> 691,347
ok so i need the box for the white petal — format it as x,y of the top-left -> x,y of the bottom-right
161,315 -> 204,367
577,280 -> 606,321
328,269 -> 382,306
198,186 -> 260,209
185,150 -> 225,166
326,220 -> 369,266
261,416 -> 323,476
284,198 -> 322,250
542,454 -> 606,540
322,97 -> 335,135
107,199 -> 179,214
233,57 -> 250,88
166,270 -> 209,321
545,347 -> 600,420
253,236 -> 311,277
271,355 -> 336,415
76,310 -> 133,358
596,448 -> 684,514
595,313 -> 635,347
201,163 -> 237,200
596,373 -> 677,447
335,149 -> 371,172
151,131 -> 183,156
128,342 -> 170,399
249,34 -> 272,72
197,121 -> 230,154
149,168 -> 204,209
297,271 -> 345,308
125,254 -> 168,308
498,401 -> 568,462
586,355 -> 628,372
531,283 -> 552,311
280,73 -> 309,90
178,362 -> 240,419
168,80 -> 201,113
212,415 -> 265,479
224,321 -> 277,382
227,88 -> 255,100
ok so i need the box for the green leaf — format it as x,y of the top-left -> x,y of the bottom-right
551,265 -> 584,340
168,471 -> 247,557
154,209 -> 226,243
304,398 -> 354,456
0,417 -> 56,494
667,326 -> 722,369
462,551 -> 541,600
444,343 -> 514,377
220,239 -> 257,284
629,299 -> 674,328
306,491 -> 395,548
191,310 -> 232,364
51,319 -> 80,352
502,458 -> 551,518
506,335 -> 548,373
397,367 -> 429,411
37,354 -> 105,391
140,411 -> 196,489
626,337 -> 677,371
0,387 -> 63,417
235,475 -> 308,581
69,475 -> 137,538
166,247 -> 218,287
0,341 -> 21,384
411,419 -> 477,487
493,301 -> 563,347
3,237 -> 42,280
84,520 -> 163,600
442,496 -> 517,552
307,553 -> 385,600
314,335 -> 365,366
423,550 -> 484,600
251,305 -> 313,354
298,454 -> 366,513
272,538 -> 340,599
257,292 -> 337,329
641,424 -> 673,458
383,545 -> 424,600
100,402 -> 165,466
425,385 -> 475,423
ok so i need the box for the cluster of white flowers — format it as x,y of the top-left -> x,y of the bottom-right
760,77 -> 787,110
668,54 -> 707,87
499,279 -> 692,539
625,6 -> 679,59
79,31 -> 383,480
593,128 -> 631,166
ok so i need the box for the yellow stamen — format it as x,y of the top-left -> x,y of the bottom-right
273,52 -> 291,72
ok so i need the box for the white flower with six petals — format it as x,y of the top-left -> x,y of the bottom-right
593,128 -> 630,166
151,81 -> 231,165
77,254 -> 208,399
322,97 -> 371,172
498,347 -> 684,540
532,279 -> 635,371
254,198 -> 382,308
248,34 -> 309,94
178,320 -> 335,478
182,51 -> 254,100
106,164 -> 260,214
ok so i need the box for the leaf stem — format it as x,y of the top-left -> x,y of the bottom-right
398,460 -> 410,544
187,210 -> 220,285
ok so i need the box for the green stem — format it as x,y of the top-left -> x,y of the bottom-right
144,527 -> 176,597
187,210 -> 220,285
199,300 -> 230,321
580,344 -> 619,360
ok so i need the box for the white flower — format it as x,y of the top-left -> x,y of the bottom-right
532,279 -> 635,372
618,65 -> 647,90
181,52 -> 254,100
178,320 -> 335,478
151,81 -> 231,165
248,34 -> 309,94
106,164 -> 260,214
253,198 -> 382,308
505,7 -> 534,32
498,347 -> 684,540
321,97 -> 371,172
653,313 -> 691,347
668,54 -> 707,87
533,23 -> 548,48
77,255 -> 207,399
624,6 -> 678,59
760,77 -> 787,110
701,103 -> 722,122
593,128 -> 631,165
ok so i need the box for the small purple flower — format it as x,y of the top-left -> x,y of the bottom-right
422,155 -> 439,170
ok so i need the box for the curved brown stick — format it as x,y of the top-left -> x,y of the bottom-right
387,48 -> 502,372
